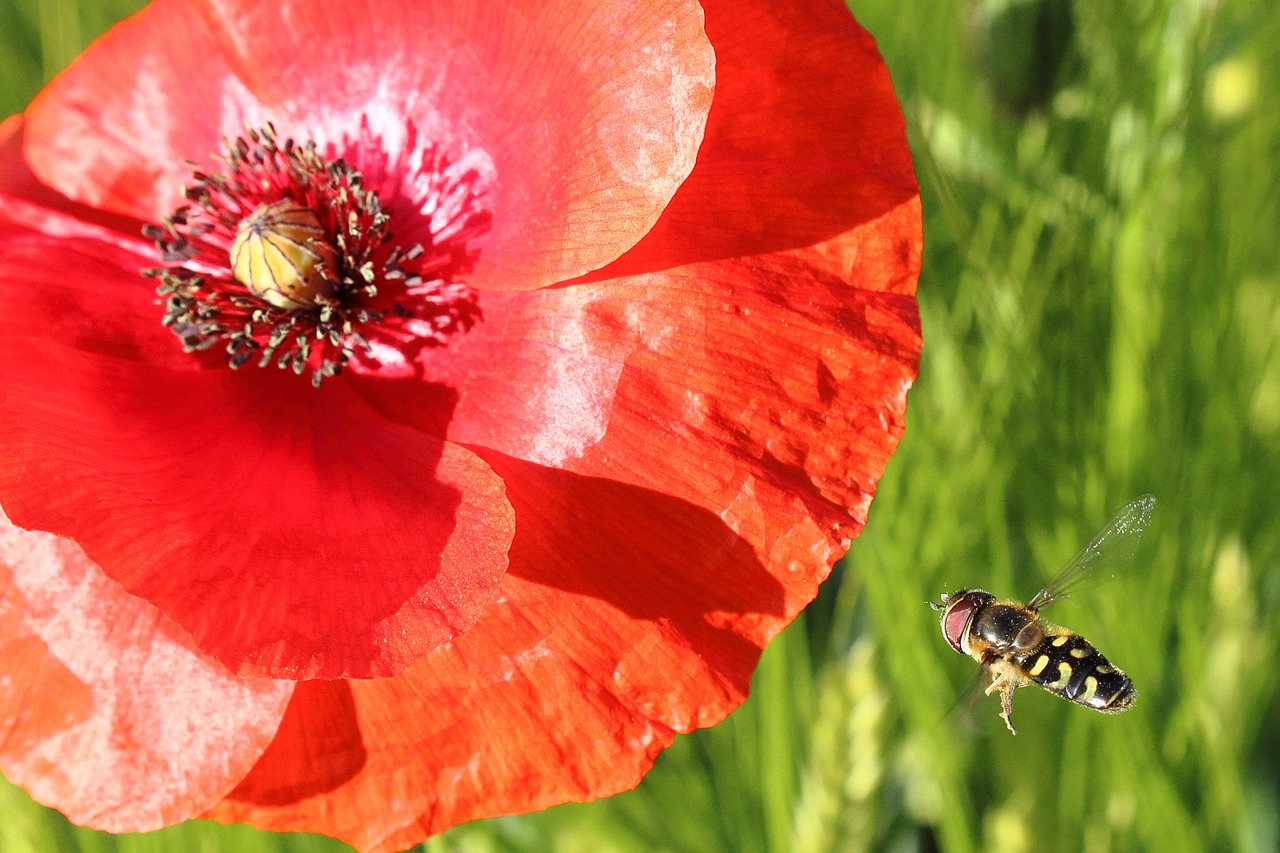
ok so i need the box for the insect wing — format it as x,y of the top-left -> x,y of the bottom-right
1026,495 -> 1155,613
941,665 -> 991,731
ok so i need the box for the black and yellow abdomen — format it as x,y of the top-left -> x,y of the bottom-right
1016,632 -> 1135,713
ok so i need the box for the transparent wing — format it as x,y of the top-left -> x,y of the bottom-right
1026,495 -> 1156,612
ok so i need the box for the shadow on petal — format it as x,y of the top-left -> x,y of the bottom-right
584,0 -> 918,280
0,117 -> 144,235
224,680 -> 367,806
204,456 -> 801,849
0,344 -> 514,679
486,453 -> 787,709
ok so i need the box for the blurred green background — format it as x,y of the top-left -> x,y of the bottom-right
3,0 -> 1278,851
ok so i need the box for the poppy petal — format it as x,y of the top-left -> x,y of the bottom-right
23,0 -> 715,290
205,465 -> 783,852
0,210 -> 188,369
358,198 -> 922,552
208,621 -> 674,853
0,342 -> 514,679
209,235 -> 916,840
593,0 -> 917,279
0,512 -> 293,832
489,459 -> 790,727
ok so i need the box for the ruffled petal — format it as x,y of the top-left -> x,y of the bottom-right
0,343 -> 514,678
24,0 -> 715,290
0,513 -> 293,832
225,245 -> 921,835
205,466 -> 792,851
358,198 -> 922,556
209,633 -> 671,853
592,0 -> 917,279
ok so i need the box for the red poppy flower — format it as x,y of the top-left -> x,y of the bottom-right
0,0 -> 920,850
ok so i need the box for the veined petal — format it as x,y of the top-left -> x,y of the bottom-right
359,199 -> 922,557
0,513 -> 293,831
23,0 -> 715,291
204,467 -> 793,851
0,116 -> 100,224
594,0 -> 917,279
208,642 -> 671,853
0,343 -> 514,678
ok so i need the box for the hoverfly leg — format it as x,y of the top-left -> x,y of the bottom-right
997,681 -> 1018,736
983,663 -> 1023,735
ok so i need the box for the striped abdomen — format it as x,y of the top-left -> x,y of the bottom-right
1017,632 -> 1136,712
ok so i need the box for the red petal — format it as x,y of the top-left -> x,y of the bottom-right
490,458 -> 786,728
0,116 -> 144,236
0,344 -> 514,678
591,0 -> 917,280
209,630 -> 673,852
199,426 -> 903,849
24,0 -> 715,290
0,207 -> 187,369
220,240 -> 921,835
0,116 -> 68,214
0,513 -> 292,831
359,198 -> 922,552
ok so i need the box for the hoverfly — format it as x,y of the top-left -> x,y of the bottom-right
929,495 -> 1154,734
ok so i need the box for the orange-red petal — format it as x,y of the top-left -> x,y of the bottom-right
206,442 -> 901,851
0,513 -> 293,831
595,0 -> 917,280
207,481 -> 770,853
359,198 -> 922,557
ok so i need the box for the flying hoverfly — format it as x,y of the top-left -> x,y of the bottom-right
929,495 -> 1154,734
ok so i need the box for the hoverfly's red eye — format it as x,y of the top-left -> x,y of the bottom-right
941,592 -> 979,653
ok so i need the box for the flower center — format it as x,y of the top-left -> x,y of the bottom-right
144,124 -> 485,386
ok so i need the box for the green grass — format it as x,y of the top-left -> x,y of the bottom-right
3,0 -> 1279,851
